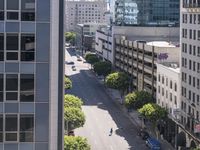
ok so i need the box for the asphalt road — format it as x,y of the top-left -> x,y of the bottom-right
65,48 -> 148,150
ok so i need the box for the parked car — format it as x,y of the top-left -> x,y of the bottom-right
138,129 -> 150,140
68,130 -> 75,136
77,58 -> 82,61
66,61 -> 74,65
146,137 -> 161,150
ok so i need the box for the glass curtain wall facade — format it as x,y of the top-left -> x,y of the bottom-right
115,0 -> 180,26
0,0 -> 64,150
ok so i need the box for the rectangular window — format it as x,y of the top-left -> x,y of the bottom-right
193,30 -> 196,40
20,115 -> 34,142
6,74 -> 18,91
0,115 -> 2,142
5,115 -> 18,141
20,74 -> 34,102
198,30 -> 200,40
0,74 -> 3,102
21,0 -> 35,21
7,12 -> 19,20
6,34 -> 18,50
0,34 -> 4,61
0,12 -> 4,20
21,34 -> 35,61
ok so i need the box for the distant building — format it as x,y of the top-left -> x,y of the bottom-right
76,23 -> 107,54
179,0 -> 200,148
95,27 -> 113,63
65,0 -> 107,31
114,0 -> 180,26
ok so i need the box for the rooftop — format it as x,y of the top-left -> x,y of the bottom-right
158,62 -> 180,73
147,41 -> 176,48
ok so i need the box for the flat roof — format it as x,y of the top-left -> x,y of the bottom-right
158,62 -> 180,73
147,41 -> 176,48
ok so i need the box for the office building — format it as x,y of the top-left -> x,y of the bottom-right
0,0 -> 64,150
95,26 -> 113,63
65,0 -> 107,31
179,0 -> 200,148
76,23 -> 106,53
115,37 -> 179,98
114,0 -> 180,26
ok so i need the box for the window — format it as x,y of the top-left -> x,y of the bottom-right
20,74 -> 34,102
6,34 -> 18,50
170,80 -> 172,89
7,12 -> 19,20
198,30 -> 200,40
20,115 -> 34,142
5,115 -> 18,141
21,34 -> 35,61
0,115 -> 2,142
175,83 -> 177,91
193,30 -> 196,40
0,0 -> 4,20
0,74 -> 3,102
174,96 -> 177,105
0,34 -> 3,61
6,34 -> 19,60
6,74 -> 18,101
170,93 -> 172,101
162,76 -> 164,84
21,0 -> 35,21
162,88 -> 164,96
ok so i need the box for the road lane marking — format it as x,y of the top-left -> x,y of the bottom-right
110,146 -> 114,150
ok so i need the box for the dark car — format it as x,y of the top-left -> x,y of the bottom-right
146,137 -> 161,150
68,130 -> 75,136
66,61 -> 74,65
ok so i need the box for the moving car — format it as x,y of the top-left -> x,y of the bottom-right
146,137 -> 161,150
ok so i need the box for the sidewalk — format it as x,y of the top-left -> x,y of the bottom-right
97,79 -> 174,150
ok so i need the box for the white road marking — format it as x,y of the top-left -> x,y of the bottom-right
110,145 -> 114,150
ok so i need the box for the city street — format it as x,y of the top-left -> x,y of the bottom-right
65,48 -> 148,150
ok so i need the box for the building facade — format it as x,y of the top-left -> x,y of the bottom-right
115,39 -> 179,98
114,0 -> 180,26
0,0 -> 64,150
180,0 -> 200,148
76,23 -> 106,54
95,27 -> 113,63
65,0 -> 107,31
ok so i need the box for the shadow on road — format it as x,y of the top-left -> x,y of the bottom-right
66,69 -> 147,150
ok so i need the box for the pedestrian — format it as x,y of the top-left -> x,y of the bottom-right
109,128 -> 113,136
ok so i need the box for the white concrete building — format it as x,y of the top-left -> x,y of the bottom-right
157,62 -> 181,119
179,0 -> 200,148
95,27 -> 113,63
65,0 -> 107,31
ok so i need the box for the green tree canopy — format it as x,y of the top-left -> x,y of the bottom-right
105,72 -> 129,93
138,103 -> 167,125
64,136 -> 90,150
65,32 -> 76,44
65,76 -> 72,89
64,94 -> 83,109
85,53 -> 99,65
125,91 -> 153,109
64,107 -> 86,131
93,61 -> 112,77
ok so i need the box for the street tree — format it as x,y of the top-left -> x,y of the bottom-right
64,107 -> 86,131
138,103 -> 167,129
64,136 -> 90,150
65,32 -> 76,45
65,76 -> 72,89
105,72 -> 129,97
125,91 -> 152,109
64,94 -> 83,109
85,53 -> 99,66
93,61 -> 112,78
